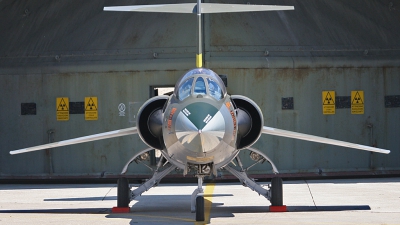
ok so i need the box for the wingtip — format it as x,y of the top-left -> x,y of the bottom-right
9,150 -> 19,155
10,149 -> 26,155
364,145 -> 391,154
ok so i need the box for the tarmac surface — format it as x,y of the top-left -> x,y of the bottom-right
0,177 -> 399,225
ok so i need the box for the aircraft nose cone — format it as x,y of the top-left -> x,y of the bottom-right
175,103 -> 225,153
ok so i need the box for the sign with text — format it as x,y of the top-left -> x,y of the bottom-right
85,97 -> 98,120
322,91 -> 335,115
351,91 -> 364,114
56,97 -> 69,121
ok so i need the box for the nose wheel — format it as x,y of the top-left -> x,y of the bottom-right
196,196 -> 205,221
191,176 -> 206,221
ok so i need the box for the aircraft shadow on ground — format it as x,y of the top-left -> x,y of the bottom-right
1,189 -> 372,224
287,205 -> 371,212
0,200 -> 371,225
0,208 -> 110,214
0,204 -> 371,214
104,200 -> 372,224
43,194 -> 232,202
44,196 -> 117,201
4,192 -> 371,213
0,184 -> 115,191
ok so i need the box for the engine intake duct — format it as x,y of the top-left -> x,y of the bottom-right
137,96 -> 169,150
231,95 -> 264,149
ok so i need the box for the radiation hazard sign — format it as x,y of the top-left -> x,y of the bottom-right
351,91 -> 364,114
85,97 -> 98,120
322,91 -> 335,115
56,97 -> 69,121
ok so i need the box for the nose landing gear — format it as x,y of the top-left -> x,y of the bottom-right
191,175 -> 207,221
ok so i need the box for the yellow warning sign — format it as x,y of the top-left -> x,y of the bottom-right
85,97 -> 98,120
56,97 -> 69,121
351,91 -> 364,114
322,91 -> 335,115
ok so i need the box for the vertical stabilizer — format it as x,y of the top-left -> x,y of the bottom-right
104,2 -> 294,68
196,0 -> 202,68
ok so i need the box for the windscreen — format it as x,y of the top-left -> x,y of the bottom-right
174,68 -> 227,100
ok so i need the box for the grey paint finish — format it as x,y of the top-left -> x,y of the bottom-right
0,0 -> 399,178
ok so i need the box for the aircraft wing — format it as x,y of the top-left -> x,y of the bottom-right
262,126 -> 390,154
9,127 -> 138,155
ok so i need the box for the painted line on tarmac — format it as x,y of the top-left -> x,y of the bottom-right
195,182 -> 215,225
205,182 -> 215,222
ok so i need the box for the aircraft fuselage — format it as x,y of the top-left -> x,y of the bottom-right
162,89 -> 238,173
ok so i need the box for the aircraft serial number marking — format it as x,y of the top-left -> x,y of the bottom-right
226,102 -> 237,139
230,110 -> 237,139
167,108 -> 177,130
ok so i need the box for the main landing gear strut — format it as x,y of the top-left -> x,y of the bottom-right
116,149 -> 177,208
223,147 -> 284,207
115,147 -> 284,221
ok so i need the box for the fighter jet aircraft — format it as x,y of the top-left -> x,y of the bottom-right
10,1 -> 390,221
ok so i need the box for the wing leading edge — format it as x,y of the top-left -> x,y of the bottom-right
9,127 -> 138,155
104,3 -> 294,14
262,126 -> 390,154
9,126 -> 390,155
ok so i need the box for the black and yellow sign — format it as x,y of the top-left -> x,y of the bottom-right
322,91 -> 335,115
56,97 -> 69,121
85,97 -> 98,120
351,91 -> 364,114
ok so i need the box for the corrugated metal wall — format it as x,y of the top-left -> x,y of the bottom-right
0,0 -> 399,179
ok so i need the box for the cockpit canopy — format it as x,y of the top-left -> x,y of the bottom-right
174,68 -> 227,101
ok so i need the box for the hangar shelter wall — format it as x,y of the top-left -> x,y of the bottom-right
0,0 -> 399,179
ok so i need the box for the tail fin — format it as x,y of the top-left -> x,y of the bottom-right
103,3 -> 294,14
104,2 -> 294,68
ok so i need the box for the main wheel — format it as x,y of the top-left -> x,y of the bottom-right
195,196 -> 205,221
117,177 -> 130,207
270,177 -> 283,206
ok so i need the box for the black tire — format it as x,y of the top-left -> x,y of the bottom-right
270,177 -> 283,206
117,177 -> 130,207
195,196 -> 205,221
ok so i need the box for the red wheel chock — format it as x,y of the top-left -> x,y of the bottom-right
112,207 -> 130,213
269,205 -> 287,212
